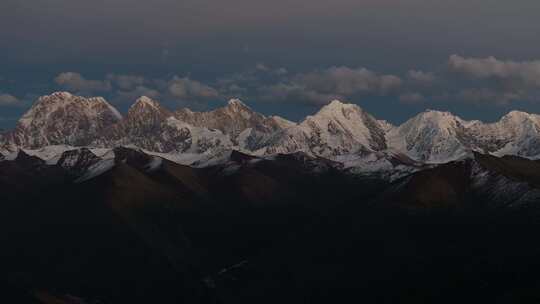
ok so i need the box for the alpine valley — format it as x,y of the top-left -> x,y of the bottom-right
4,92 -> 540,303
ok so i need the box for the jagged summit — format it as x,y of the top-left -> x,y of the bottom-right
407,109 -> 463,124
387,110 -> 471,163
4,92 -> 122,149
227,98 -> 248,107
308,100 -> 363,123
49,91 -> 73,98
423,108 -> 453,114
174,97 -> 287,148
25,92 -> 123,122
326,99 -> 347,107
258,99 -> 388,157
317,100 -> 359,113
128,96 -> 170,117
501,110 -> 539,122
133,96 -> 161,108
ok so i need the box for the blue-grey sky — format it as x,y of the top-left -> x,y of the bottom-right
2,0 -> 540,128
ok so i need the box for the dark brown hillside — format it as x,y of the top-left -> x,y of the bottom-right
474,152 -> 540,187
378,153 -> 540,210
379,161 -> 474,209
5,148 -> 540,303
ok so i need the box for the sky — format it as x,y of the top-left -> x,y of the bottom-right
1,0 -> 540,128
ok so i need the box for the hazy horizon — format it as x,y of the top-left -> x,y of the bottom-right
2,0 -> 540,127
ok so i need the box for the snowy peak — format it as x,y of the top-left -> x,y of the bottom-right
227,98 -> 249,108
175,98 -> 260,125
471,110 -> 540,158
19,92 -> 122,127
174,98 -> 286,148
321,99 -> 352,109
301,100 -> 388,153
310,100 -> 376,126
97,96 -> 233,154
259,100 -> 389,158
387,110 -> 472,163
223,98 -> 256,120
389,109 -> 540,163
128,96 -> 171,118
5,92 -> 540,170
413,109 -> 462,125
5,92 -> 122,149
49,91 -> 73,99
402,110 -> 467,138
496,111 -> 540,135
132,95 -> 161,108
503,110 -> 533,120
499,110 -> 540,127
314,100 -> 362,118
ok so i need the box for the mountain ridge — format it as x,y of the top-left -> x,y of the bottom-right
3,92 -> 540,169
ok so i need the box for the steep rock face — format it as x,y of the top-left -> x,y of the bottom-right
175,99 -> 294,150
258,100 -> 388,158
100,96 -> 232,154
3,92 -> 121,150
387,110 -> 475,163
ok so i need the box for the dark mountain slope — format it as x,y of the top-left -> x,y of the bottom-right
377,153 -> 540,210
5,148 -> 540,303
1,147 -> 382,302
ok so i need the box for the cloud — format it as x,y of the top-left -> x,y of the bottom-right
295,67 -> 402,96
54,72 -> 111,93
44,56 -> 540,110
255,63 -> 288,75
50,72 -> 220,106
107,74 -> 145,90
217,65 -> 287,92
445,55 -> 540,104
407,70 -> 436,84
218,60 -> 540,107
256,66 -> 402,105
0,93 -> 23,107
449,55 -> 540,87
456,88 -> 526,105
167,76 -> 219,101
274,67 -> 289,75
259,83 -> 342,105
115,86 -> 161,103
399,93 -> 425,104
255,63 -> 269,71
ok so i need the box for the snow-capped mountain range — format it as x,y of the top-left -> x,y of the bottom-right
2,91 -> 540,177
